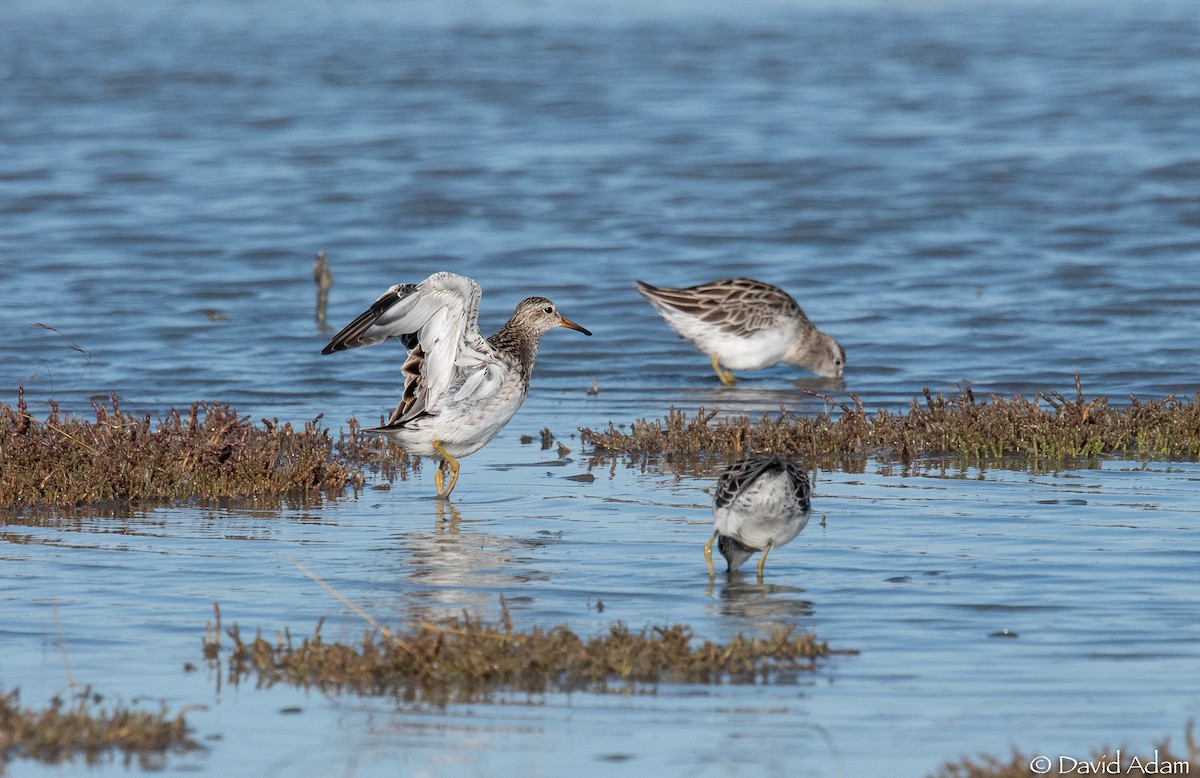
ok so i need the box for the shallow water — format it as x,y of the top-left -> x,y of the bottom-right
3,0 -> 1200,775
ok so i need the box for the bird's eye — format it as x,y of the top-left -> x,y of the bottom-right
543,306 -> 554,314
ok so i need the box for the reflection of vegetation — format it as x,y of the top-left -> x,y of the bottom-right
583,378 -> 1200,470
0,687 -> 195,768
332,414 -> 415,484
931,723 -> 1198,777
204,599 -> 854,706
0,389 -> 413,508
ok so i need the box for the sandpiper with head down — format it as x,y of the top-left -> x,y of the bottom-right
322,271 -> 591,499
636,278 -> 844,385
704,454 -> 812,581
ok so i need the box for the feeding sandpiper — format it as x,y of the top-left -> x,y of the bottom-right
636,278 -> 844,385
704,454 -> 812,581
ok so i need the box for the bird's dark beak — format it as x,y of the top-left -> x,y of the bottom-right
559,315 -> 592,336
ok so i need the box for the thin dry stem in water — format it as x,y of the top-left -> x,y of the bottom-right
284,556 -> 405,649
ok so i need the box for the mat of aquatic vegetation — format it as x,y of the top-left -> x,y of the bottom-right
931,723 -> 1198,777
583,378 -> 1200,470
203,600 -> 853,707
7,378 -> 1200,508
0,687 -> 195,769
0,390 -> 412,509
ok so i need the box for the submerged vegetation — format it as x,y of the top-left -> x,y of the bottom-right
203,599 -> 851,706
0,687 -> 195,768
583,378 -> 1200,470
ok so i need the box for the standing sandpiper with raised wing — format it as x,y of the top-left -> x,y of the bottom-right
322,271 -> 591,499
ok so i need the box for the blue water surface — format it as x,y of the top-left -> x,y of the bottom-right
2,0 -> 1199,775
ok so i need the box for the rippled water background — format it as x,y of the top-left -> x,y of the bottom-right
3,0 -> 1199,775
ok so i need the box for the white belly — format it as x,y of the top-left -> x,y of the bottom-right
664,314 -> 794,370
713,470 -> 810,550
378,381 -> 527,460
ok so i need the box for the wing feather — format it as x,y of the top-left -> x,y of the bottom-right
322,272 -> 495,424
714,454 -> 810,510
636,279 -> 808,337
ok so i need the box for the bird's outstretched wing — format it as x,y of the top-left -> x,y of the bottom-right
321,272 -> 483,354
322,272 -> 490,423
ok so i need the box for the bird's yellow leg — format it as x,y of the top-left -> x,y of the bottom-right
703,530 -> 719,577
434,466 -> 445,497
756,541 -> 774,582
710,354 -> 736,386
432,440 -> 460,498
